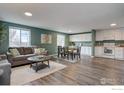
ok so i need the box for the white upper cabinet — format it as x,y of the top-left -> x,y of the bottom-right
114,29 -> 122,40
115,47 -> 124,60
69,35 -> 79,42
96,31 -> 103,41
121,30 -> 124,40
69,33 -> 92,42
84,33 -> 92,41
114,29 -> 124,40
96,29 -> 124,41
103,30 -> 115,40
95,47 -> 103,57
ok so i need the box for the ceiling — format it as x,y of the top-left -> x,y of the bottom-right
0,3 -> 124,33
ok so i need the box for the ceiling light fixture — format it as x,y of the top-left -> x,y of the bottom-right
68,30 -> 72,32
24,12 -> 32,16
110,23 -> 117,27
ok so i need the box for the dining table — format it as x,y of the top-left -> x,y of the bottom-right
67,46 -> 78,60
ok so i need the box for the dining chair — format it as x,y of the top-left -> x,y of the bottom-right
68,49 -> 74,60
58,46 -> 64,58
73,47 -> 81,60
63,46 -> 69,59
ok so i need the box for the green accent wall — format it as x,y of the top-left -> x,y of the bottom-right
0,21 -> 69,54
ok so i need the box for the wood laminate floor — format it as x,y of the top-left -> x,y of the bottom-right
26,56 -> 124,85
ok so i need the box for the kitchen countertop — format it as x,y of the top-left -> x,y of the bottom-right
95,46 -> 124,48
95,46 -> 103,47
116,46 -> 124,47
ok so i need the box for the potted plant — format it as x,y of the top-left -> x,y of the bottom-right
0,23 -> 7,44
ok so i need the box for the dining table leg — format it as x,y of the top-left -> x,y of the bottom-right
71,53 -> 73,60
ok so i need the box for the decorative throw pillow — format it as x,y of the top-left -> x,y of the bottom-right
39,48 -> 45,52
34,48 -> 46,54
34,48 -> 41,54
10,49 -> 20,57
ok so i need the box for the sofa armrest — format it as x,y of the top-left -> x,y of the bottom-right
0,54 -> 7,60
6,52 -> 13,59
0,60 -> 11,85
44,50 -> 48,53
43,50 -> 48,55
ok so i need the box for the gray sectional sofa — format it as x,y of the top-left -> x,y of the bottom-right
0,55 -> 11,85
7,47 -> 48,67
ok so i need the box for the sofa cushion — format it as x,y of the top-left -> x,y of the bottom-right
10,49 -> 20,57
0,59 -> 10,64
12,54 -> 36,61
9,47 -> 24,55
12,55 -> 26,61
16,47 -> 25,55
23,47 -> 33,54
24,54 -> 36,57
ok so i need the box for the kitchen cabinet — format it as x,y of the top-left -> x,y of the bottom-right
114,30 -> 122,40
95,28 -> 124,60
121,30 -> 124,40
115,47 -> 124,60
83,34 -> 92,41
81,46 -> 92,56
95,46 -> 124,60
96,30 -> 115,41
69,35 -> 77,41
69,33 -> 92,42
114,29 -> 124,40
103,30 -> 115,40
95,47 -> 103,57
96,31 -> 103,41
96,29 -> 124,41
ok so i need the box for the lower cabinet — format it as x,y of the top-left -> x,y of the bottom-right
95,47 -> 124,60
115,47 -> 124,60
95,47 -> 103,57
81,46 -> 92,56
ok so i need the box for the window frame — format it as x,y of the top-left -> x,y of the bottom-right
57,34 -> 65,47
9,26 -> 31,47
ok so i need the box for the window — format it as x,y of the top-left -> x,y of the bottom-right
9,27 -> 31,47
57,34 -> 65,47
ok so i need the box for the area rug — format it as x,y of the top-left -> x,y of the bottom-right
11,61 -> 66,85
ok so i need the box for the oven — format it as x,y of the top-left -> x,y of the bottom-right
104,47 -> 115,56
103,43 -> 115,57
